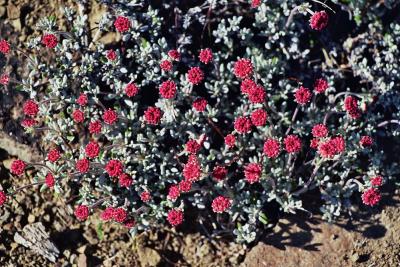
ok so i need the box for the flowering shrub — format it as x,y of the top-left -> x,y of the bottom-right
0,0 -> 399,243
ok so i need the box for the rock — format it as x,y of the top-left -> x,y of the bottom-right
137,247 -> 161,267
14,222 -> 60,263
28,214 -> 35,223
0,6 -> 6,17
0,132 -> 42,162
77,253 -> 87,267
77,245 -> 87,254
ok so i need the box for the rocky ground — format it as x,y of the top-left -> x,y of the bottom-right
0,0 -> 399,266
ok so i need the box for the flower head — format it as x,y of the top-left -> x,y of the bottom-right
47,148 -> 61,162
76,93 -> 88,106
314,78 -> 328,94
159,80 -> 177,99
251,0 -> 261,8
168,49 -> 180,61
187,67 -> 204,85
167,209 -> 183,226
234,58 -> 253,79
106,49 -> 117,61
113,207 -> 127,223
0,74 -> 10,85
212,196 -> 232,213
179,180 -> 192,192
234,116 -> 252,134
294,86 -> 312,105
168,185 -> 180,201
21,118 -> 38,128
370,176 -> 383,187
105,159 -> 123,177
89,120 -> 102,134
244,163 -> 262,184
251,109 -> 268,126
119,173 -> 133,188
361,188 -> 381,206
102,109 -> 118,125
125,83 -> 139,97
241,79 -> 257,95
344,96 -> 361,119
140,191 -> 151,202
0,191 -> 7,206
74,205 -> 89,221
185,139 -> 201,154
72,109 -> 85,123
0,40 -> 10,54
100,207 -> 115,221
41,34 -> 58,48
193,98 -> 207,112
310,11 -> 329,31
85,141 -> 100,159
224,134 -> 236,148
284,135 -> 302,153
45,173 -> 55,188
312,124 -> 328,138
212,166 -> 228,181
76,158 -> 90,173
160,60 -> 173,72
248,85 -> 266,103
114,16 -> 131,32
360,136 -> 373,147
23,100 -> 39,117
263,138 -> 281,158
199,48 -> 213,64
144,107 -> 162,125
11,160 -> 26,176
183,156 -> 201,182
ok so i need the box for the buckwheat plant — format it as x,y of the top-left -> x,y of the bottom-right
1,0 -> 399,243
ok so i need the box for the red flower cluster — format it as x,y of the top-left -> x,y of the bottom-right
284,135 -> 302,153
212,196 -> 231,213
251,0 -> 261,8
294,86 -> 312,105
113,207 -> 127,223
76,158 -> 90,173
183,155 -> 201,181
344,96 -> 361,119
41,34 -> 58,48
74,205 -> 89,221
179,180 -> 192,192
160,60 -> 173,72
103,109 -> 118,125
100,207 -> 114,221
47,148 -> 61,162
23,100 -> 39,117
371,176 -> 383,186
105,159 -> 123,177
11,159 -> 26,176
125,83 -> 139,97
76,93 -> 88,106
0,40 -> 10,54
0,74 -> 10,85
361,188 -> 381,206
159,80 -> 177,99
85,141 -> 100,158
234,116 -> 252,134
45,173 -> 55,188
168,185 -> 180,201
199,48 -> 213,64
244,163 -> 262,184
168,49 -> 180,61
193,98 -> 207,112
263,138 -> 281,158
312,124 -> 328,138
241,79 -> 256,94
318,136 -> 346,158
89,120 -> 102,134
185,139 -> 201,154
360,136 -> 373,147
248,85 -> 266,103
140,191 -> 151,202
167,209 -> 183,226
234,58 -> 253,79
314,78 -> 328,94
119,173 -> 133,188
187,67 -> 204,85
251,109 -> 268,126
73,109 -> 85,123
224,134 -> 236,148
0,191 -> 6,206
309,11 -> 329,31
212,166 -> 228,181
21,118 -> 37,128
144,106 -> 162,125
114,16 -> 131,32
106,49 -> 117,61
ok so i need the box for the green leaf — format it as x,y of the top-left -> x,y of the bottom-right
96,222 -> 104,240
258,212 -> 269,225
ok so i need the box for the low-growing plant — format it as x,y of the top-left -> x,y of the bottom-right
0,0 -> 399,243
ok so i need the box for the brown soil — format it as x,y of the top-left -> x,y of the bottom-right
0,1 -> 399,266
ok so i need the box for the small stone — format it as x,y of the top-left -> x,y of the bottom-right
351,253 -> 360,262
28,214 -> 35,223
77,245 -> 86,254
